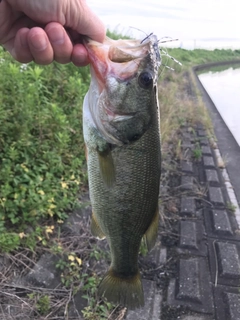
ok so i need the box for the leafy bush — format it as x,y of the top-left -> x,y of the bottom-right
0,47 -> 89,248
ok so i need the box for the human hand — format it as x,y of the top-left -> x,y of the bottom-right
0,0 -> 105,65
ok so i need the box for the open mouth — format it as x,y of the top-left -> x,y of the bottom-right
104,105 -> 136,122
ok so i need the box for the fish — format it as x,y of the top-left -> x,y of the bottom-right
83,34 -> 161,309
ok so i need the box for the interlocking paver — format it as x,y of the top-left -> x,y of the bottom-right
203,156 -> 215,168
200,138 -> 208,146
198,129 -> 206,137
201,146 -> 212,156
167,257 -> 213,313
217,242 -> 240,278
205,169 -> 220,186
212,210 -> 233,236
208,240 -> 240,287
204,208 -> 240,241
181,175 -> 194,191
162,124 -> 240,320
180,197 -> 196,216
181,161 -> 194,174
180,221 -> 198,250
182,132 -> 191,140
178,220 -> 207,256
214,286 -> 240,320
225,292 -> 240,320
209,187 -> 224,206
177,259 -> 201,302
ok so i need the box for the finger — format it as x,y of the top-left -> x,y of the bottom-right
45,22 -> 73,64
13,28 -> 33,63
27,27 -> 54,65
71,43 -> 89,67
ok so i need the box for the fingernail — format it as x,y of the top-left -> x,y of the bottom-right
48,27 -> 65,45
30,33 -> 48,51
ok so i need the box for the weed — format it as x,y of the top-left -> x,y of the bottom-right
226,202 -> 237,213
81,275 -> 114,320
175,139 -> 182,160
193,143 -> 202,160
28,293 -> 51,315
0,232 -> 20,252
139,239 -> 148,257
217,154 -> 228,168
82,302 -> 114,320
56,253 -> 82,288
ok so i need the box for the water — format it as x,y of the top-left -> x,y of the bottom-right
198,65 -> 240,146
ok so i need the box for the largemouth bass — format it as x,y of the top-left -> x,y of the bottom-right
83,34 -> 161,309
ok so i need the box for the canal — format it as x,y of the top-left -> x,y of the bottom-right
198,64 -> 240,146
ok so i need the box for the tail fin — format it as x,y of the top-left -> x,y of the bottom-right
98,268 -> 144,309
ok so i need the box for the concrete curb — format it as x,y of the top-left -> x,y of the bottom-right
214,147 -> 240,228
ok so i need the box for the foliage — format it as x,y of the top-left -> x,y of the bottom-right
55,250 -> 114,319
226,202 -> 237,213
56,252 -> 83,288
0,47 -> 89,250
164,47 -> 240,71
193,143 -> 202,160
28,293 -> 51,315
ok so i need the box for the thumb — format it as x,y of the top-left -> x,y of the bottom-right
67,0 -> 105,43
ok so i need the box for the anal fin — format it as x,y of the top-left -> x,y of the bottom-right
143,206 -> 159,252
97,150 -> 115,187
91,212 -> 106,240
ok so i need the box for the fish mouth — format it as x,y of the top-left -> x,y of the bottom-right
83,36 -> 152,86
104,105 -> 136,123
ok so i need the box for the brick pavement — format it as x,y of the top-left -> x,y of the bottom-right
165,127 -> 240,320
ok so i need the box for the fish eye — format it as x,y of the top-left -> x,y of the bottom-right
138,71 -> 153,89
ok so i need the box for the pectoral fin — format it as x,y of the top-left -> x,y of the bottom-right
97,150 -> 115,187
91,212 -> 106,240
143,206 -> 159,252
